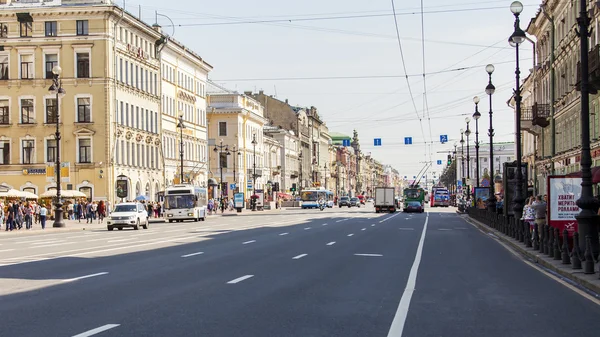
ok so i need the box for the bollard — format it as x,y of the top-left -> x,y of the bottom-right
571,232 -> 582,270
519,220 -> 525,243
541,224 -> 547,254
584,235 -> 596,274
547,226 -> 554,256
553,228 -> 561,260
561,229 -> 571,264
533,222 -> 539,250
525,221 -> 532,247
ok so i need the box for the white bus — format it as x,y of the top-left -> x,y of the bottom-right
164,184 -> 207,222
300,188 -> 334,209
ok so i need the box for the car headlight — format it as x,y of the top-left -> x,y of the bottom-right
188,213 -> 194,216
128,215 -> 136,220
167,214 -> 173,217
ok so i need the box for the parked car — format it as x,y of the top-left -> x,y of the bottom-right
350,197 -> 361,208
404,201 -> 424,213
339,196 -> 351,207
106,202 -> 150,231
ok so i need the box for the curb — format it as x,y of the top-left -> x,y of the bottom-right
464,215 -> 600,296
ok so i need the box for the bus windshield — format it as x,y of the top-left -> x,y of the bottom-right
301,191 -> 318,201
165,195 -> 196,209
405,189 -> 421,199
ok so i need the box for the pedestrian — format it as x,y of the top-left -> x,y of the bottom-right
147,202 -> 153,217
77,201 -> 83,222
86,202 -> 93,223
6,202 -> 14,231
97,200 -> 106,224
68,202 -> 74,220
24,201 -> 33,230
207,199 -> 214,215
532,195 -> 547,230
15,202 -> 23,230
0,202 -> 4,230
39,203 -> 47,229
153,202 -> 158,218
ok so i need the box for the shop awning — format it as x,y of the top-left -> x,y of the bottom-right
566,166 -> 600,183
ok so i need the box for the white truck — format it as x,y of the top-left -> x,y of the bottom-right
374,187 -> 396,213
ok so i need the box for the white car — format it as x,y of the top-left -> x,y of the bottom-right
106,202 -> 149,231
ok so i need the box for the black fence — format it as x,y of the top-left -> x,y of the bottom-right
468,207 -> 597,274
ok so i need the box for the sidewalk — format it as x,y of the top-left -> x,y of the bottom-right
464,214 -> 600,296
1,218 -> 165,237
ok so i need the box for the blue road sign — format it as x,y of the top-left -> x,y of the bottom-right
374,138 -> 382,146
437,160 -> 442,165
440,134 -> 448,143
404,137 -> 413,145
230,183 -> 236,190
342,139 -> 350,147
413,176 -> 416,179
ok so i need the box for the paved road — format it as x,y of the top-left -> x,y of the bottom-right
1,205 -> 599,337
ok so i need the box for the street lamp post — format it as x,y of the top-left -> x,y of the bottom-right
177,115 -> 185,184
232,145 -> 241,193
509,1 -> 526,222
465,118 -> 471,202
298,151 -> 303,194
473,97 -> 481,188
323,163 -> 328,189
252,134 -> 257,211
48,66 -> 66,227
213,140 -> 230,203
575,0 -> 600,259
485,64 -> 497,212
460,129 -> 465,188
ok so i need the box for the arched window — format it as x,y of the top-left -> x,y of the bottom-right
23,187 -> 36,194
135,182 -> 141,197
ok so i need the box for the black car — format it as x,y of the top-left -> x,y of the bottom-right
339,196 -> 350,207
350,197 -> 361,208
404,201 -> 424,213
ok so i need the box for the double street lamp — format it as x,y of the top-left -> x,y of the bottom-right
485,64 -> 496,211
251,134 -> 257,211
231,145 -> 241,193
460,129 -> 465,189
48,66 -> 66,227
473,96 -> 481,188
213,140 -> 230,202
465,117 -> 471,201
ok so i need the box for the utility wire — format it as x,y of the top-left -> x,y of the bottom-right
420,0 -> 433,163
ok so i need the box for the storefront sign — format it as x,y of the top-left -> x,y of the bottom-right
23,168 -> 46,175
126,44 -> 149,60
547,175 -> 581,236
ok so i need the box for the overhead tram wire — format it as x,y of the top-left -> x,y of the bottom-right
390,0 -> 426,155
420,0 -> 434,163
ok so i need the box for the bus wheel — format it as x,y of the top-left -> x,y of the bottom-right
168,219 -> 173,223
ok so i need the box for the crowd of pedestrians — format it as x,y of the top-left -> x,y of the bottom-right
67,200 -> 109,224
1,200 -> 49,231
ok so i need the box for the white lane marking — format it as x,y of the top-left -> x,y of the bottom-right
326,242 -> 336,246
354,253 -> 383,257
292,254 -> 308,260
33,242 -> 75,248
279,232 -> 289,236
227,275 -> 254,284
107,238 -> 134,243
181,251 -> 204,258
71,324 -> 120,337
361,228 -> 366,231
0,249 -> 15,253
371,224 -> 376,227
379,213 -> 401,223
399,228 -> 415,231
387,212 -> 429,337
30,240 -> 64,245
304,227 -> 311,230
322,223 -> 328,226
242,240 -> 256,245
336,219 -> 349,223
347,234 -> 354,237
455,227 -> 468,230
62,272 -> 109,283
438,229 -> 452,231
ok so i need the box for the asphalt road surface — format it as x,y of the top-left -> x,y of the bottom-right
1,204 -> 599,337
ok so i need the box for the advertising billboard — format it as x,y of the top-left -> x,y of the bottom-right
547,175 -> 581,236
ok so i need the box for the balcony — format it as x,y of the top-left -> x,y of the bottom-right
576,44 -> 600,94
520,106 -> 533,132
532,103 -> 550,127
247,168 -> 263,177
290,171 -> 299,178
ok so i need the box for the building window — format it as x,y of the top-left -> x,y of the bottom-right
0,141 -> 9,165
45,21 -> 57,37
0,99 -> 8,125
21,99 -> 34,124
76,53 -> 90,78
46,98 -> 57,123
22,140 -> 34,164
0,54 -> 8,80
119,58 -> 123,82
76,20 -> 88,36
46,139 -> 56,162
219,153 -> 228,168
79,186 -> 92,199
218,122 -> 227,136
45,54 -> 58,79
78,139 -> 91,163
125,60 -> 129,85
0,23 -> 7,38
20,21 -> 32,37
77,97 -> 91,122
20,54 -> 33,79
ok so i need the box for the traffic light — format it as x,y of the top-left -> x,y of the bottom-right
447,154 -> 452,165
291,183 -> 297,192
273,182 -> 280,192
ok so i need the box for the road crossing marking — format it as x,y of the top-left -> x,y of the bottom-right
361,228 -> 366,231
71,324 -> 120,337
380,213 -> 400,223
62,272 -> 109,283
243,240 -> 256,245
304,227 -> 311,230
292,254 -> 307,260
326,242 -> 336,246
354,253 -> 383,257
181,252 -> 204,258
322,223 -> 328,226
279,232 -> 289,236
371,224 -> 376,227
227,275 -> 254,284
347,234 -> 354,237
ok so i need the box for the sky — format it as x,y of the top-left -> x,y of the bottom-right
119,0 -> 540,179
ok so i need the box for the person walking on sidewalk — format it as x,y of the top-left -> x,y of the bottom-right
86,202 -> 93,224
532,195 -> 547,230
0,202 -> 4,231
39,203 -> 47,229
97,201 -> 106,224
15,202 -> 23,230
5,202 -> 14,231
24,201 -> 33,230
